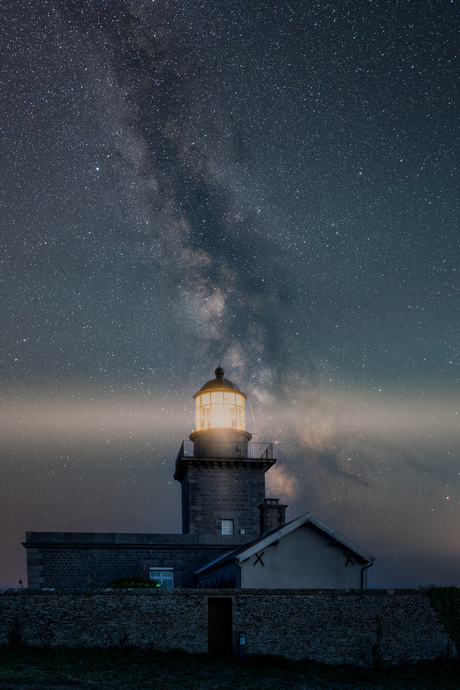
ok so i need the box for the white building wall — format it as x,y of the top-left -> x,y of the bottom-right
240,524 -> 366,589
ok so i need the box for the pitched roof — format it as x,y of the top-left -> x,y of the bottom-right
195,512 -> 374,576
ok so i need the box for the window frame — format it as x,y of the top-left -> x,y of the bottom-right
149,567 -> 174,589
221,519 -> 234,535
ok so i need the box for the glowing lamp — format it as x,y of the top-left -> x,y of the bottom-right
194,377 -> 245,432
190,367 -> 252,455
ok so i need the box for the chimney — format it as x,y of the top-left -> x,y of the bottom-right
258,498 -> 287,535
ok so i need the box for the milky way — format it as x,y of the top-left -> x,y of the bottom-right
1,0 -> 459,587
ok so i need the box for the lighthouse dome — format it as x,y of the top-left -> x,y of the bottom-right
197,366 -> 242,393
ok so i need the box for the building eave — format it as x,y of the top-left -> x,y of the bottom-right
237,513 -> 374,564
195,511 -> 374,576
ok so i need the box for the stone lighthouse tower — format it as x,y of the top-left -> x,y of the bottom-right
174,367 -> 277,541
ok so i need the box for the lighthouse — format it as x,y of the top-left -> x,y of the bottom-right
174,367 -> 276,540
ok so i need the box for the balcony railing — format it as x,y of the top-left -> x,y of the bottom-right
175,440 -> 273,465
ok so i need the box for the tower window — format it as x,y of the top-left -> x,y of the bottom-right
222,520 -> 234,535
149,568 -> 174,589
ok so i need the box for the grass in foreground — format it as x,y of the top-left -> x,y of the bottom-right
0,646 -> 459,690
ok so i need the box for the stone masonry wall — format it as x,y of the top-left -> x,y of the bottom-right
26,545 -> 232,589
0,589 -> 454,666
186,462 -> 266,539
24,533 -> 251,589
180,471 -> 190,534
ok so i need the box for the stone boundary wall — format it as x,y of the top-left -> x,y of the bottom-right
0,589 -> 454,666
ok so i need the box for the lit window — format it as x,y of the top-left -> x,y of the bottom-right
222,519 -> 234,535
149,568 -> 174,589
194,390 -> 246,431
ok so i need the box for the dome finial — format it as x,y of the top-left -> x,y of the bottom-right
215,365 -> 224,379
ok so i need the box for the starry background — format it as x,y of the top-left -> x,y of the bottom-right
1,0 -> 459,587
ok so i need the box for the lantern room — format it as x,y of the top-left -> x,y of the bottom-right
189,367 -> 252,453
194,366 -> 246,432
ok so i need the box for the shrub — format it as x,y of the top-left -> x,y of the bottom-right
105,575 -> 161,589
427,585 -> 460,655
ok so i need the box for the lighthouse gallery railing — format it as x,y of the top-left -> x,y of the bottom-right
175,440 -> 273,465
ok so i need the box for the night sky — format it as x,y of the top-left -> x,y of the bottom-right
1,0 -> 459,588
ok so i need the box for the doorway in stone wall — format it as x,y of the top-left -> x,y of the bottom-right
208,597 -> 233,656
